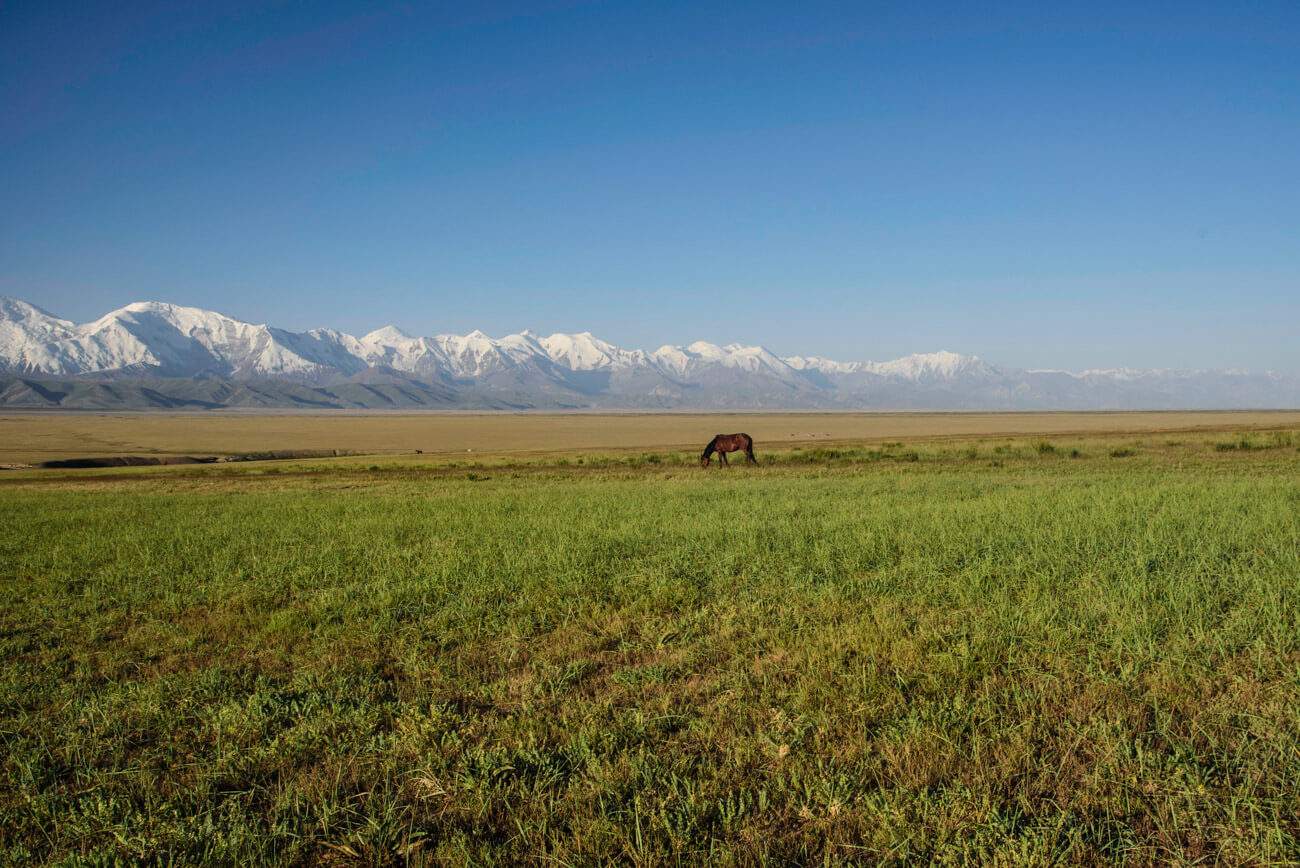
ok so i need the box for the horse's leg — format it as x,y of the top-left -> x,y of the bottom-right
746,447 -> 756,464
722,451 -> 729,467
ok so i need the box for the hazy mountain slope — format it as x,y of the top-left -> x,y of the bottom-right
0,374 -> 534,410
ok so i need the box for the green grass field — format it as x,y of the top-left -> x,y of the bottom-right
3,429 -> 1300,864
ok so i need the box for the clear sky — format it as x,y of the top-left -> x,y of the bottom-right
2,1 -> 1297,372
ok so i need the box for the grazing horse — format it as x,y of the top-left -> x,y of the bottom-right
701,433 -> 757,468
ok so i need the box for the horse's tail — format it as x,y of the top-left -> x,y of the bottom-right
745,433 -> 756,463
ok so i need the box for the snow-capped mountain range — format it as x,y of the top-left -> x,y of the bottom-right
0,296 -> 986,384
1,296 -> 1296,410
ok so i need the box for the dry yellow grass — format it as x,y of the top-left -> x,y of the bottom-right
2,409 -> 1300,464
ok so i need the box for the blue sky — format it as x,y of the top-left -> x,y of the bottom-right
2,1 -> 1297,371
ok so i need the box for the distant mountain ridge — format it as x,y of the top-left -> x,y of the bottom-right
1,296 -> 1296,409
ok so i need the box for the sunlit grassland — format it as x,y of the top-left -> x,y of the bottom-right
2,430 -> 1300,864
3,409 -> 1300,465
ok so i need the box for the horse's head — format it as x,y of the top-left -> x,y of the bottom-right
700,455 -> 710,468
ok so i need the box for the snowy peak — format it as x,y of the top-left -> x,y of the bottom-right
785,350 -> 993,380
784,355 -> 859,374
0,296 -> 72,328
363,325 -> 413,343
868,350 -> 993,379
0,296 -> 80,374
686,341 -> 725,357
649,340 -> 799,380
540,331 -> 647,371
0,296 -> 75,340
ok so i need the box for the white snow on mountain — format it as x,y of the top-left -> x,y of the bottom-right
1,296 -> 1295,409
783,355 -> 863,375
865,350 -> 995,379
540,331 -> 651,371
649,341 -> 802,379
0,298 -> 81,372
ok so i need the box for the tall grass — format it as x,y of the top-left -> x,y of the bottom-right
2,437 -> 1299,864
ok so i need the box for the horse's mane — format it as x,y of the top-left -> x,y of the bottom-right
701,435 -> 720,457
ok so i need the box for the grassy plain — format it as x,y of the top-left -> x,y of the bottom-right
3,409 -> 1300,465
3,421 -> 1300,865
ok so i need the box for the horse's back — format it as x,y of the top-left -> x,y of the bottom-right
713,433 -> 753,449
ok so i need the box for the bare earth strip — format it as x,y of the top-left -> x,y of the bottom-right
2,409 -> 1299,464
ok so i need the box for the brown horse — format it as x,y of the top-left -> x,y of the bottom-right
701,433 -> 756,468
